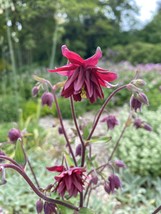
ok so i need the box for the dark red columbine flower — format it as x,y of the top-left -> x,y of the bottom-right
104,174 -> 121,194
48,45 -> 117,103
47,165 -> 86,197
101,115 -> 119,130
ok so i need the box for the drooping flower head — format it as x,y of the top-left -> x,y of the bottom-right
104,174 -> 121,194
47,165 -> 86,197
101,115 -> 119,130
48,45 -> 117,103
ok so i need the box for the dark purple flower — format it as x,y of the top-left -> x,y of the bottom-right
8,128 -> 21,142
48,45 -> 117,103
41,92 -> 54,108
44,202 -> 57,214
104,174 -> 121,194
36,199 -> 43,214
114,160 -> 126,168
32,86 -> 39,97
130,94 -> 142,112
75,144 -> 82,156
134,118 -> 152,132
101,115 -> 119,130
47,165 -> 86,197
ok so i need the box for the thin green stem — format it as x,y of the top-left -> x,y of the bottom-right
108,114 -> 130,161
28,159 -> 40,188
1,163 -> 79,211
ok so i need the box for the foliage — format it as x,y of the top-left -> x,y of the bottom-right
114,106 -> 161,177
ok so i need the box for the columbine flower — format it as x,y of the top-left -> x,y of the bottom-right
47,165 -> 86,197
134,118 -> 152,132
101,115 -> 119,130
48,45 -> 117,103
104,174 -> 121,194
44,202 -> 57,214
114,160 -> 126,168
41,92 -> 54,108
8,128 -> 22,142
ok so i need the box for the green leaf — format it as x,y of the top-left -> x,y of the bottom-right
14,140 -> 26,167
88,136 -> 112,144
64,152 -> 74,166
79,207 -> 96,214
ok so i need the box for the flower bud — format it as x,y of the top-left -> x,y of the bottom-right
131,79 -> 146,87
32,86 -> 39,97
8,128 -> 21,142
136,92 -> 149,105
90,170 -> 98,185
58,126 -> 64,135
36,199 -> 43,214
104,174 -> 122,194
44,202 -> 56,214
114,160 -> 126,168
75,144 -> 82,156
134,118 -> 142,129
143,123 -> 152,132
41,92 -> 54,108
130,94 -> 142,112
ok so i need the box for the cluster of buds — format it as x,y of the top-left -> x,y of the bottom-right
36,199 -> 57,214
133,118 -> 152,132
127,79 -> 149,112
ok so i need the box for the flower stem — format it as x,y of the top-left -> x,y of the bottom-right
70,97 -> 85,167
87,85 -> 127,141
152,206 -> 161,214
28,158 -> 40,189
52,90 -> 77,166
1,163 -> 79,211
108,114 -> 130,161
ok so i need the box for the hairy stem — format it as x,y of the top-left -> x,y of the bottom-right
152,206 -> 161,214
70,97 -> 85,167
28,159 -> 40,188
52,90 -> 77,166
87,85 -> 127,141
1,164 -> 79,211
108,114 -> 130,161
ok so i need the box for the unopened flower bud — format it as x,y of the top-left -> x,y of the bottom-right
114,160 -> 126,168
143,123 -> 152,132
91,170 -> 98,185
8,128 -> 21,142
44,202 -> 56,214
130,94 -> 142,112
136,92 -> 149,105
32,86 -> 39,97
134,118 -> 142,129
131,79 -> 146,87
36,199 -> 43,214
41,92 -> 54,108
75,144 -> 82,156
58,126 -> 64,135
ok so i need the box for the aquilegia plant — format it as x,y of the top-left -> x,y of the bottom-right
0,45 -> 159,214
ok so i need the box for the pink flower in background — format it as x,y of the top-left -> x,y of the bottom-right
47,165 -> 86,197
49,45 -> 117,103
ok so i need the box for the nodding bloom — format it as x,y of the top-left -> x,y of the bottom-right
8,128 -> 22,142
41,92 -> 54,108
47,165 -> 86,197
104,174 -> 121,194
114,160 -> 126,168
101,115 -> 119,130
134,118 -> 152,132
48,45 -> 117,103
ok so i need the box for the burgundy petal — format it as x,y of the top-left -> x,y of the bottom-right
84,47 -> 102,66
48,64 -> 77,76
74,67 -> 85,91
97,72 -> 117,83
62,45 -> 84,65
46,165 -> 65,172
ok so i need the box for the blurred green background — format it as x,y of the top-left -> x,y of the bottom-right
0,0 -> 161,213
